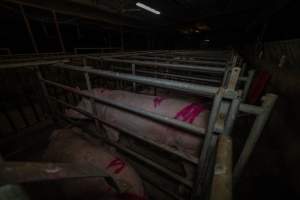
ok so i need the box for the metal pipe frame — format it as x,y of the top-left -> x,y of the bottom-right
42,79 -> 206,136
118,55 -> 227,66
57,110 -> 194,188
51,63 -> 219,97
74,47 -> 121,54
89,57 -> 226,74
51,96 -> 199,164
0,59 -> 70,69
111,66 -> 222,84
0,50 -> 276,200
233,94 -> 278,182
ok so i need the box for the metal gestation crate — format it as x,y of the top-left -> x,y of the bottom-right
0,50 -> 277,200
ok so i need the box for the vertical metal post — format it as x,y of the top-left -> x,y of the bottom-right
224,98 -> 240,135
132,63 -> 136,92
35,66 -> 56,120
20,5 -> 38,54
210,135 -> 232,200
233,94 -> 277,182
52,10 -> 65,53
83,58 -> 103,137
242,70 -> 255,101
192,88 -> 224,199
120,25 -> 124,51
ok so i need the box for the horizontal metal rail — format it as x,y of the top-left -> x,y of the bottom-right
112,66 -> 222,84
88,56 -> 226,73
239,104 -> 263,115
0,161 -> 112,184
127,55 -> 227,66
51,63 -> 219,97
114,142 -> 194,187
145,53 -> 229,62
42,78 -> 206,136
0,59 -> 69,69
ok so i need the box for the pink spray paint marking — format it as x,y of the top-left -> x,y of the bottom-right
153,96 -> 166,108
175,102 -> 205,124
106,158 -> 126,174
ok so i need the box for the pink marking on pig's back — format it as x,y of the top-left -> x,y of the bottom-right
153,96 -> 166,108
106,157 -> 126,174
175,102 -> 205,124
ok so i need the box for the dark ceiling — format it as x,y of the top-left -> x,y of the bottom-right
0,0 -> 299,52
0,0 -> 294,31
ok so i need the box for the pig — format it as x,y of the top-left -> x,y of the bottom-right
65,88 -> 209,156
44,127 -> 145,200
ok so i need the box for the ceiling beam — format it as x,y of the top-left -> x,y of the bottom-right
2,0 -> 163,30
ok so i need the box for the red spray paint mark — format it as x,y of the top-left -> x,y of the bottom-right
106,158 -> 126,174
153,96 -> 166,108
175,102 -> 205,124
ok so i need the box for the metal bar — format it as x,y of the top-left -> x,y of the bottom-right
132,63 -> 136,91
20,4 -> 38,54
16,70 -> 41,122
51,63 -> 219,97
112,66 -> 221,84
1,110 -> 18,132
35,66 -> 56,119
99,57 -> 226,73
144,54 -> 229,62
83,58 -> 103,137
128,55 -> 227,66
210,135 -> 232,200
50,96 -> 199,164
233,94 -> 278,182
0,161 -> 111,184
43,79 -> 206,136
0,59 -> 69,69
52,10 -> 65,53
16,105 -> 30,127
58,110 -> 193,188
242,70 -> 255,101
224,98 -> 240,135
192,88 -> 224,198
142,175 -> 183,200
111,142 -> 193,187
239,104 -> 263,115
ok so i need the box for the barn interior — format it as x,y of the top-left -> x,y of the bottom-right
0,0 -> 299,200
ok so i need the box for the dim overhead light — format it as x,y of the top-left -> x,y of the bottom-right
136,2 -> 160,15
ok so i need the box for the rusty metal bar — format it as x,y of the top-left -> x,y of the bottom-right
210,135 -> 232,200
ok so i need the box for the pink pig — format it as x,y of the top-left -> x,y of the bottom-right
44,127 -> 145,200
65,88 -> 209,156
